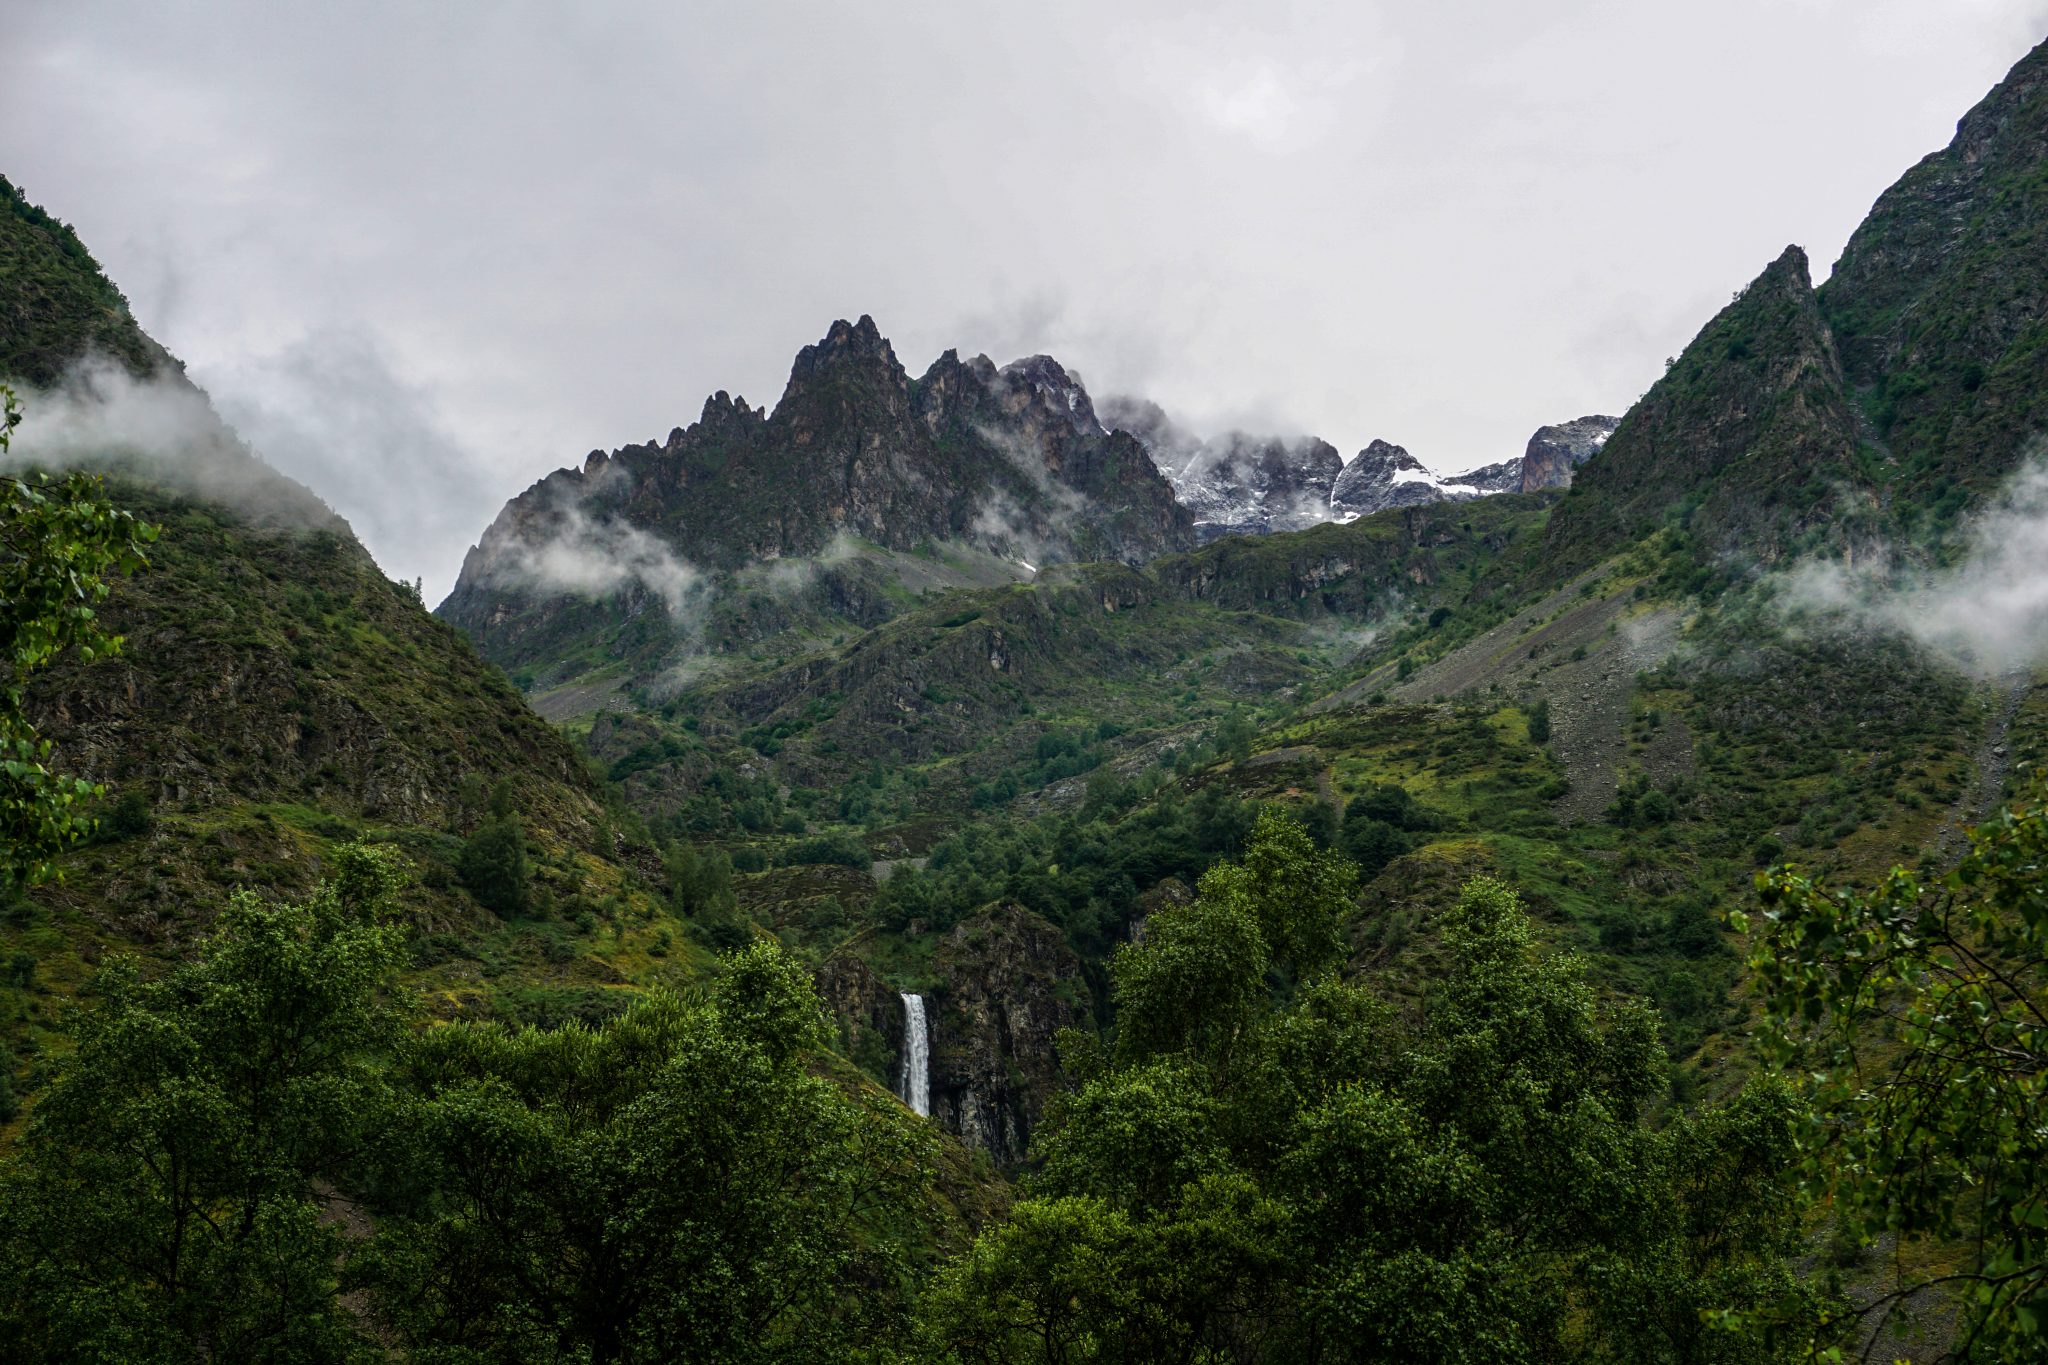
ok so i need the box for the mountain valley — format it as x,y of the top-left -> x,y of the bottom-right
5,29 -> 2048,1364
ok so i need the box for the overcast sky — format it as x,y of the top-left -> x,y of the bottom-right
6,1 -> 2046,600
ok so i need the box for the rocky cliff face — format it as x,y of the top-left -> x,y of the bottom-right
815,952 -> 907,1089
1516,415 -> 1620,491
1461,457 -> 1528,495
929,902 -> 1091,1167
440,319 -> 1192,677
816,903 -> 1092,1167
1174,434 -> 1345,539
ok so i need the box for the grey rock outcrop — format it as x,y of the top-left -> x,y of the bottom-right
929,901 -> 1090,1167
1517,415 -> 1621,491
1101,396 -> 1344,541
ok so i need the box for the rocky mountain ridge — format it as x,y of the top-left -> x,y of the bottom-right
1105,394 -> 1616,539
1517,415 -> 1620,491
439,318 -> 1193,677
442,303 -> 1618,691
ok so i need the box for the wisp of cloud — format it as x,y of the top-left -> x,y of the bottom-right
491,501 -> 707,620
1779,452 -> 2048,676
8,354 -> 343,530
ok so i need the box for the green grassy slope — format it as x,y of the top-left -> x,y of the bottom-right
0,175 -> 162,386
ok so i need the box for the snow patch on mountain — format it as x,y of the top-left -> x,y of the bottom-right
1102,397 -> 1621,539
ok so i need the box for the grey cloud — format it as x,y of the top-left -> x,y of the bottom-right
487,501 -> 708,622
7,0 -> 2046,585
199,329 -> 510,601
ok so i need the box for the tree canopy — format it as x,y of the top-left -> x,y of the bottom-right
924,815 -> 1827,1363
364,941 -> 936,1364
0,843 -> 407,1363
1742,772 -> 2048,1358
0,850 -> 939,1364
0,384 -> 156,891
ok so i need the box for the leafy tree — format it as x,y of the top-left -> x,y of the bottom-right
1345,781 -> 1441,833
667,841 -> 750,949
1740,775 -> 2048,1358
666,840 -> 735,916
925,824 -> 1826,1362
1215,710 -> 1256,764
458,811 -> 529,916
868,784 -> 1258,957
0,385 -> 156,891
1527,696 -> 1552,745
1337,783 -> 1440,880
365,939 -> 935,1364
0,844 -> 406,1363
776,829 -> 873,868
1080,766 -> 1131,820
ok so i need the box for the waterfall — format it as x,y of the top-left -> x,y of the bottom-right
897,992 -> 930,1118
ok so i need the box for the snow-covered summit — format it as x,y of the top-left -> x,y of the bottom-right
1101,399 -> 1620,540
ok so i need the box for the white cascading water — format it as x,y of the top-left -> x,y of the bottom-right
898,992 -> 930,1118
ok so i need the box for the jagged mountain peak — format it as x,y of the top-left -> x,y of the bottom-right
1758,243 -> 1814,297
783,314 -> 907,395
1103,399 -> 1345,540
1106,398 -> 1622,538
1330,438 -> 1480,517
1097,395 -> 1201,477
440,317 -> 1192,672
1360,437 -> 1418,468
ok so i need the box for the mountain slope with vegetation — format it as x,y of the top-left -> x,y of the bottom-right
0,179 -> 759,1096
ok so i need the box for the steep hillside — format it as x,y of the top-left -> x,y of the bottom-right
1538,246 -> 1863,579
0,175 -> 164,387
0,179 -> 726,1112
1820,35 -> 2048,521
1534,37 -> 2048,579
575,494 -> 1553,828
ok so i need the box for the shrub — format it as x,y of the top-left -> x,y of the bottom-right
775,832 -> 872,869
458,816 -> 530,917
96,788 -> 154,843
